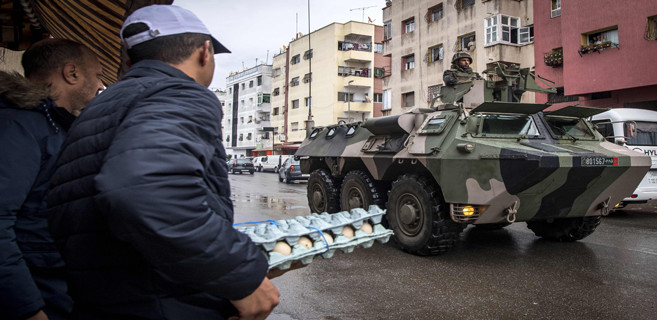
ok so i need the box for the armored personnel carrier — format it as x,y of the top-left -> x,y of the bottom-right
296,62 -> 651,255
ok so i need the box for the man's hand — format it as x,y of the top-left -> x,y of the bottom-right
229,277 -> 279,320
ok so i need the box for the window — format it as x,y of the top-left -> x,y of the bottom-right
291,122 -> 299,131
485,15 -> 532,46
290,77 -> 299,87
551,0 -> 561,18
646,15 -> 657,40
258,93 -> 270,104
291,54 -> 301,64
292,99 -> 299,109
249,98 -> 254,106
305,97 -> 311,107
303,73 -> 312,83
273,107 -> 280,115
458,33 -> 476,50
374,43 -> 383,53
257,76 -> 262,86
304,49 -> 313,60
427,44 -> 443,63
384,20 -> 392,40
476,114 -> 540,137
428,3 -> 443,22
403,91 -> 415,108
374,93 -> 383,103
403,54 -> 415,70
382,110 -> 391,116
547,87 -> 579,104
239,133 -> 243,141
273,68 -> 281,77
374,67 -> 386,78
273,87 -> 280,96
427,84 -> 442,103
241,83 -> 245,90
228,88 -> 232,94
403,18 -> 415,34
249,80 -> 254,88
382,89 -> 392,110
248,115 -> 253,123
338,92 -> 354,102
456,0 -> 475,11
585,28 -> 619,46
240,117 -> 244,123
247,133 -> 252,140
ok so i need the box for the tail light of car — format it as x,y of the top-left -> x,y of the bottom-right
290,165 -> 295,171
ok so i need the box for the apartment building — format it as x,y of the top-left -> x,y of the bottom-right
270,21 -> 389,147
382,0 -> 535,115
224,65 -> 273,159
534,0 -> 657,109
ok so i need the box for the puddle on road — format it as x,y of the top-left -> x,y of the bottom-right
231,193 -> 309,214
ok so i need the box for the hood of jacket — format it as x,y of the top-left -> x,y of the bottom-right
0,71 -> 51,110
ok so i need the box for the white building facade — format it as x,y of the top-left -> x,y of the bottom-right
224,65 -> 273,159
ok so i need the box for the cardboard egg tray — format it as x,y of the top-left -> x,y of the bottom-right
236,205 -> 394,270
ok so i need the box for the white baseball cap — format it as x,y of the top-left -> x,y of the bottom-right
120,5 -> 230,54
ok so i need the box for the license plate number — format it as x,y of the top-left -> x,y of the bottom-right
581,157 -> 618,166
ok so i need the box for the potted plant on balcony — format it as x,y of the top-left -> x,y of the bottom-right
602,41 -> 612,48
544,53 -> 553,66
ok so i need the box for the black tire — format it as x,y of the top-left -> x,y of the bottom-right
258,165 -> 262,172
278,174 -> 284,182
307,169 -> 341,214
250,170 -> 254,175
386,174 -> 462,256
231,169 -> 236,174
526,216 -> 601,242
340,170 -> 385,211
285,172 -> 292,184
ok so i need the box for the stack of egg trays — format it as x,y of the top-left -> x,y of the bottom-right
237,205 -> 394,270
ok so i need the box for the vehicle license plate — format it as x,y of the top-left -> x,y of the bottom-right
580,157 -> 618,166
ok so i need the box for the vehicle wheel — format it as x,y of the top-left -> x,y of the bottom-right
285,172 -> 292,184
307,169 -> 341,214
257,165 -> 262,172
386,174 -> 463,256
340,170 -> 385,211
231,169 -> 236,174
526,216 -> 601,242
279,174 -> 284,182
250,170 -> 254,175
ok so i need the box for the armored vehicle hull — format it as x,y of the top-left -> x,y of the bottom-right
296,64 -> 651,255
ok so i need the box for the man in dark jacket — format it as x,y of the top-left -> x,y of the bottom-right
47,5 -> 279,320
0,39 -> 103,320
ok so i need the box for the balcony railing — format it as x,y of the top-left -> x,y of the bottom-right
338,66 -> 371,78
338,41 -> 372,52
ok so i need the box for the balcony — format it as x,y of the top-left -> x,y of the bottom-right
342,50 -> 372,62
341,101 -> 371,113
338,66 -> 371,78
256,102 -> 271,113
255,120 -> 272,131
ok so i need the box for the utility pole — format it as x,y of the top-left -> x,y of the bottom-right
350,6 -> 376,22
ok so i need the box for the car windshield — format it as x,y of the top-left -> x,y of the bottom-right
477,114 -> 539,136
545,116 -> 597,140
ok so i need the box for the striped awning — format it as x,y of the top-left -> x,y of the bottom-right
30,0 -> 173,84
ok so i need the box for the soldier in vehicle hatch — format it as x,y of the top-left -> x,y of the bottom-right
443,51 -> 481,86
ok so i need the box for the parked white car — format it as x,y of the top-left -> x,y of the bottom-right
253,156 -> 266,172
259,155 -> 291,172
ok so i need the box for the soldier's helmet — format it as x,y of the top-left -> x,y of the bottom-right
451,51 -> 473,64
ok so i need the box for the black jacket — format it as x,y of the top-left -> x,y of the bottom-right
0,71 -> 74,319
47,60 -> 268,319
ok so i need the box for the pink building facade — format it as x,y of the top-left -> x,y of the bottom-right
534,0 -> 657,110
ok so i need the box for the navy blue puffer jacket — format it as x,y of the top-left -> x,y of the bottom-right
0,71 -> 73,320
47,60 -> 268,319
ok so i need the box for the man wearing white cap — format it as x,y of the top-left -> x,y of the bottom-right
47,5 -> 279,319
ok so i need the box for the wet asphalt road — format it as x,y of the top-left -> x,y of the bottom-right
228,171 -> 657,320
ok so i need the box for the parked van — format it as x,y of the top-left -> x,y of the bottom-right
591,108 -> 657,207
259,155 -> 291,172
252,156 -> 266,172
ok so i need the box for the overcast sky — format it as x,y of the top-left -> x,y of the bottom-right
175,0 -> 384,90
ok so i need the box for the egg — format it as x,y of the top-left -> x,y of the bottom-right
341,225 -> 355,238
297,236 -> 313,249
272,241 -> 292,255
359,222 -> 373,234
322,232 -> 334,244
